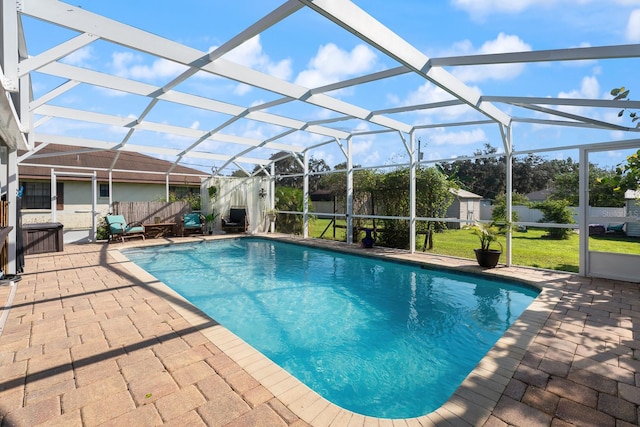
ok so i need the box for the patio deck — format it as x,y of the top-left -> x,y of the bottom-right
0,235 -> 639,426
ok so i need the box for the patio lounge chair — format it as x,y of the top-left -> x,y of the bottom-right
182,213 -> 205,236
105,214 -> 145,243
221,207 -> 248,233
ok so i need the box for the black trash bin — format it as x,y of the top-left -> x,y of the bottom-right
22,222 -> 64,255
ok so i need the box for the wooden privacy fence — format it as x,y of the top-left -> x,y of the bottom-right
112,201 -> 191,233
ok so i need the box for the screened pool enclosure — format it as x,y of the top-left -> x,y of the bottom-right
1,0 -> 639,281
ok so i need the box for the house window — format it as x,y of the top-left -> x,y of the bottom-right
21,182 -> 64,210
169,186 -> 199,199
99,184 -> 109,198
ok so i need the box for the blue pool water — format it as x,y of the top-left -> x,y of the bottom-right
123,238 -> 538,419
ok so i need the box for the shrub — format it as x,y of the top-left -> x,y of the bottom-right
96,217 -> 110,240
535,199 -> 575,239
377,219 -> 410,249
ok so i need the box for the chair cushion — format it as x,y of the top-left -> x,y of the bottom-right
106,215 -> 126,234
607,223 -> 624,232
229,208 -> 246,223
184,213 -> 201,227
125,225 -> 144,234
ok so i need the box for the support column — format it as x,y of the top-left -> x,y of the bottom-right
503,125 -> 513,266
409,132 -> 416,253
1,0 -> 19,93
346,137 -> 353,245
165,174 -> 170,203
108,170 -> 113,212
270,163 -> 275,208
51,168 -> 57,222
91,172 -> 97,242
578,148 -> 588,276
303,151 -> 309,238
7,149 -> 17,274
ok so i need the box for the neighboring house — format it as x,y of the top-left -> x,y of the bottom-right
18,143 -> 207,238
525,188 -> 553,203
446,188 -> 482,229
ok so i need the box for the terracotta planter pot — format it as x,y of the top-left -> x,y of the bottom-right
474,249 -> 502,268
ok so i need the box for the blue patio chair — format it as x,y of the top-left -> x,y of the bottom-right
182,213 -> 205,236
105,214 -> 145,243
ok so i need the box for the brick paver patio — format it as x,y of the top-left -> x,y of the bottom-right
0,236 -> 639,426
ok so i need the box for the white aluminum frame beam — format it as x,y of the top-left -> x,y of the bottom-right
299,0 -> 512,128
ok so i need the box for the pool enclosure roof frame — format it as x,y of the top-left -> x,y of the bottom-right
2,0 -> 640,278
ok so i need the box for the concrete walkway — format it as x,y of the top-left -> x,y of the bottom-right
0,237 -> 639,426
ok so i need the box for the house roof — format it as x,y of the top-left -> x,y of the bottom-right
18,144 -> 206,185
526,188 -> 553,202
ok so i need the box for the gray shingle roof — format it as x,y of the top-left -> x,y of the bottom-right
19,144 -> 206,185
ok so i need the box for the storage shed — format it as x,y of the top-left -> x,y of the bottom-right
446,189 -> 483,229
625,190 -> 640,237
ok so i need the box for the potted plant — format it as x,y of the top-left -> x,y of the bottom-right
208,186 -> 218,199
266,208 -> 278,233
204,212 -> 218,235
465,221 -> 507,268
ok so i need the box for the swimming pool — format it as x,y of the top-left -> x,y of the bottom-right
123,238 -> 538,419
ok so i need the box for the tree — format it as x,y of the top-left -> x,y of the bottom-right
551,163 -> 625,207
439,144 -> 505,198
374,166 -> 454,250
611,86 -> 640,127
603,87 -> 640,195
274,186 -> 309,234
491,192 -> 530,222
600,149 -> 640,196
535,199 -> 575,239
251,151 -> 329,190
439,144 -> 562,199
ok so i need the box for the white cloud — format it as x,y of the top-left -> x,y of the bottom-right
109,35 -> 293,87
431,128 -> 488,146
110,51 -> 187,81
556,75 -> 601,115
402,82 -> 473,120
453,0 -> 640,21
220,35 -> 293,81
451,0 -> 553,19
61,46 -> 93,67
526,73 -> 628,136
452,33 -> 531,83
626,9 -> 640,41
294,43 -> 377,88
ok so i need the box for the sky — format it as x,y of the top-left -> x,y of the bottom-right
22,0 -> 640,175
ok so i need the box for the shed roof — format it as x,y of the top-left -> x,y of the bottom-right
451,188 -> 483,199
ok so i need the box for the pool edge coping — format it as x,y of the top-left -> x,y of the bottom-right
108,234 -> 568,426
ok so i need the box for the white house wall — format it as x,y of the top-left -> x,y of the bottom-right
21,181 -> 177,229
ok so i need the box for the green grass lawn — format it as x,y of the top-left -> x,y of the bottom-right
308,219 -> 640,273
